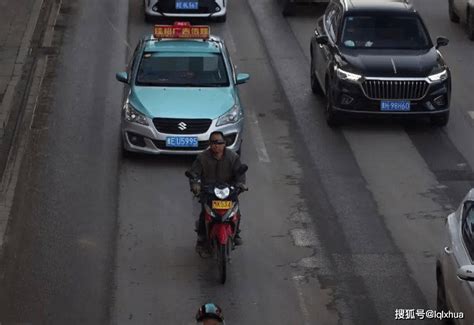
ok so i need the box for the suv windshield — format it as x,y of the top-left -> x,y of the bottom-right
341,15 -> 431,50
136,52 -> 230,87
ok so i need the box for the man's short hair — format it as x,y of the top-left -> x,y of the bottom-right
209,131 -> 225,141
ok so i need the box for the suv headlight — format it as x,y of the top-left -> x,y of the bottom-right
336,67 -> 362,83
124,102 -> 149,126
428,70 -> 448,83
216,104 -> 243,126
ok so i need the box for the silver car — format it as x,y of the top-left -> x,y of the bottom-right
144,0 -> 227,22
437,189 -> 474,324
448,0 -> 474,40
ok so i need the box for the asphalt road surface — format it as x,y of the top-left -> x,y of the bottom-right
1,0 -> 474,324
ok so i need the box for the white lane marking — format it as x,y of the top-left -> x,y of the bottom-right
247,110 -> 270,163
105,15 -> 131,51
292,274 -> 312,325
468,111 -> 474,120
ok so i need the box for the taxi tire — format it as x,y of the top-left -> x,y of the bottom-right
468,8 -> 474,40
215,14 -> 227,23
448,0 -> 460,23
430,112 -> 449,127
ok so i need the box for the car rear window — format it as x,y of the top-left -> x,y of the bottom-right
136,52 -> 230,87
341,15 -> 432,50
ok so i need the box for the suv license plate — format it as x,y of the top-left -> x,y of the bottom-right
380,101 -> 411,111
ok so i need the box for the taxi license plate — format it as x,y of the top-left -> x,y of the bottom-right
166,136 -> 198,148
380,101 -> 411,111
176,0 -> 199,9
212,200 -> 233,209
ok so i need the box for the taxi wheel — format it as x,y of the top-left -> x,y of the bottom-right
430,112 -> 449,127
468,8 -> 474,40
215,14 -> 227,23
448,0 -> 460,23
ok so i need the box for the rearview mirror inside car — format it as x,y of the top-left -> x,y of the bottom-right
236,73 -> 250,85
436,36 -> 449,49
115,72 -> 128,83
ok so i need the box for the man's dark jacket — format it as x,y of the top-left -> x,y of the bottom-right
190,148 -> 246,185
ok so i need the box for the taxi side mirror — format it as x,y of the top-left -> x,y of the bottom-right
436,36 -> 449,49
116,72 -> 128,83
236,73 -> 250,85
457,265 -> 474,282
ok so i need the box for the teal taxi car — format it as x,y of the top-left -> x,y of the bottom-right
115,22 -> 249,155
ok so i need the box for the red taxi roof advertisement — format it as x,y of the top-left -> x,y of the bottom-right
153,21 -> 210,40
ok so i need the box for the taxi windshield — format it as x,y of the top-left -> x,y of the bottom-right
136,52 -> 230,87
341,15 -> 432,50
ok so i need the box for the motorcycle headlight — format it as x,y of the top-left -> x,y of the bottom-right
216,104 -> 243,127
428,70 -> 448,83
124,102 -> 149,126
336,67 -> 362,83
214,187 -> 230,199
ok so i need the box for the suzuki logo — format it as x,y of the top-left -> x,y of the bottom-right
178,122 -> 187,131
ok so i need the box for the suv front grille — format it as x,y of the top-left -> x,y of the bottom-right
153,118 -> 212,135
362,80 -> 429,100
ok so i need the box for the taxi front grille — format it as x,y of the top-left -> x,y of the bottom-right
153,118 -> 212,135
155,0 -> 220,14
362,80 -> 429,100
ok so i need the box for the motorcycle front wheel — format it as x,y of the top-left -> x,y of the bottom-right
216,241 -> 229,284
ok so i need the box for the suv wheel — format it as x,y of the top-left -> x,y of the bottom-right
325,85 -> 341,127
310,55 -> 323,95
449,0 -> 460,23
436,276 -> 455,324
430,112 -> 449,127
468,8 -> 474,40
215,14 -> 227,23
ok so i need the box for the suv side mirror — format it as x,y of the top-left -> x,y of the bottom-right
316,35 -> 329,46
457,265 -> 474,282
116,72 -> 128,83
436,36 -> 449,49
236,73 -> 250,85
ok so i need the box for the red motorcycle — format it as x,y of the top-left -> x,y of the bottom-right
185,165 -> 248,284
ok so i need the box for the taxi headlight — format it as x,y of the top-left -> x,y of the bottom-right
428,70 -> 448,83
214,187 -> 230,199
336,67 -> 362,83
216,104 -> 242,126
124,102 -> 149,126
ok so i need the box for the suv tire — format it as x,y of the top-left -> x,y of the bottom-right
449,0 -> 460,23
325,84 -> 341,127
468,8 -> 474,40
310,54 -> 323,95
430,111 -> 449,127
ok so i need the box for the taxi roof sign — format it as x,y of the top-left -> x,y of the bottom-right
154,21 -> 210,40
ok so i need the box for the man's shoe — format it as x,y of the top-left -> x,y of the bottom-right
234,234 -> 243,246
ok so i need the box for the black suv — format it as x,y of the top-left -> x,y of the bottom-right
310,0 -> 451,126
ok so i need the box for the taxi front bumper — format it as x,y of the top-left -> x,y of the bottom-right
121,116 -> 243,155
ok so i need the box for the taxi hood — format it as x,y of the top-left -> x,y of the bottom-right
130,86 -> 237,119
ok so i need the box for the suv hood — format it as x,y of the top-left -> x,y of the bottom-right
129,86 -> 236,119
340,48 -> 445,78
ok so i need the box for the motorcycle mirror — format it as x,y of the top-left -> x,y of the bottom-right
237,164 -> 248,175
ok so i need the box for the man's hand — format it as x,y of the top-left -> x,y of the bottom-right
191,183 -> 201,196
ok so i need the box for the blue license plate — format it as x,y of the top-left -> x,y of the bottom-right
166,136 -> 198,148
175,0 -> 199,9
380,101 -> 411,111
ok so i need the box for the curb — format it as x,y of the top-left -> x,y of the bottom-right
0,0 -> 61,249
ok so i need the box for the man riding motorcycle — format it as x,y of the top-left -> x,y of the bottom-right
188,131 -> 247,251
